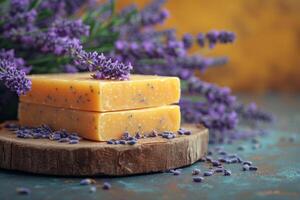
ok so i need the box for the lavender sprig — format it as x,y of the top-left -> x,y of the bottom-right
0,60 -> 31,95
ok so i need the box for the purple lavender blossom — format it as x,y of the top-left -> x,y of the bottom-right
182,33 -> 194,49
50,19 -> 90,39
197,33 -> 205,47
0,60 -> 31,95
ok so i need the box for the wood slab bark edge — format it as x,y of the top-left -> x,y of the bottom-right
0,122 -> 208,176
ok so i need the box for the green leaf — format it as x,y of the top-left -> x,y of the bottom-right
29,0 -> 42,10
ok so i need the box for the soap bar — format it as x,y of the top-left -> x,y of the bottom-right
20,73 -> 180,112
19,103 -> 181,141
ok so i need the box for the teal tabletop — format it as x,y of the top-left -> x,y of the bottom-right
0,95 -> 300,200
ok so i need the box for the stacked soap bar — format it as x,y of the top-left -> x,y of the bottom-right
19,73 -> 181,141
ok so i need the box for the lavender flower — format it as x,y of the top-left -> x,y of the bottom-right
182,33 -> 194,49
0,60 -> 31,95
197,33 -> 205,47
50,19 -> 90,38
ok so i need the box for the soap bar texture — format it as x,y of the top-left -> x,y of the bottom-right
19,103 -> 181,141
20,73 -> 180,112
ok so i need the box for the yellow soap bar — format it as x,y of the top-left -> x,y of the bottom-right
20,73 -> 180,112
18,103 -> 181,141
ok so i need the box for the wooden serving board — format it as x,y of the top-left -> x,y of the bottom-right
0,123 -> 208,176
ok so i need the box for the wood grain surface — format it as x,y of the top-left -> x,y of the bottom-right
0,123 -> 208,176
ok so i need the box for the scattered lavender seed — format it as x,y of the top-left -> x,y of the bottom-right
16,187 -> 31,195
114,140 -> 120,145
192,168 -> 201,175
243,161 -> 253,166
102,182 -> 111,190
193,176 -> 204,183
89,186 -> 97,193
249,166 -> 258,171
224,169 -> 232,176
203,171 -> 214,176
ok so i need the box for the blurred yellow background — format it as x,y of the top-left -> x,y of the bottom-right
117,0 -> 300,93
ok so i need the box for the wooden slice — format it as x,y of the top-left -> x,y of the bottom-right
0,122 -> 208,176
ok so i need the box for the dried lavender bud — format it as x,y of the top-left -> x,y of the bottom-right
16,187 -> 31,195
121,132 -> 130,140
59,138 -> 70,143
237,157 -> 243,163
242,164 -> 250,171
107,140 -> 114,144
4,122 -> 19,130
135,132 -> 142,139
114,140 -> 120,145
218,157 -> 227,163
249,166 -> 258,171
243,161 -> 253,166
228,158 -> 238,164
173,170 -> 181,176
218,151 -> 227,156
205,156 -> 213,162
102,182 -> 111,190
214,168 -> 224,173
203,171 -> 214,176
199,157 -> 206,162
224,169 -> 232,176
69,139 -> 79,144
127,140 -> 137,145
80,178 -> 96,185
197,33 -> 205,47
193,176 -> 204,183
119,140 -> 126,145
227,154 -> 237,158
212,160 -> 221,167
192,168 -> 201,175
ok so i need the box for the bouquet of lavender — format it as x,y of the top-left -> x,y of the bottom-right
0,0 -> 272,142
